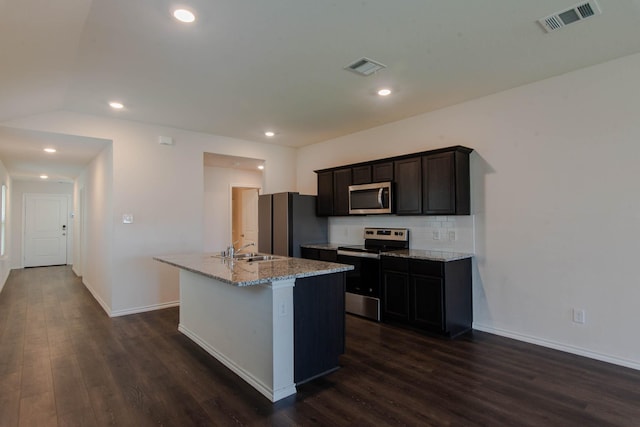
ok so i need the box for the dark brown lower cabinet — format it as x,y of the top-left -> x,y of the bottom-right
382,270 -> 410,322
381,256 -> 472,338
411,275 -> 444,331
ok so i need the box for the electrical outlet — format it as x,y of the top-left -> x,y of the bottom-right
432,230 -> 441,240
572,308 -> 586,324
448,230 -> 457,241
279,302 -> 287,317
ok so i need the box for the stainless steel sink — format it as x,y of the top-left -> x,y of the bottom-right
238,255 -> 284,262
210,252 -> 284,262
232,252 -> 260,259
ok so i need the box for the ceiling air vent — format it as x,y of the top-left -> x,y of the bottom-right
344,57 -> 386,76
538,1 -> 601,33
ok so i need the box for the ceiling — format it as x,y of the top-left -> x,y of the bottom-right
2,0 -> 640,179
0,127 -> 110,182
203,153 -> 264,172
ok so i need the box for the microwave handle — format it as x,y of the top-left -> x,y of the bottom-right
378,188 -> 384,208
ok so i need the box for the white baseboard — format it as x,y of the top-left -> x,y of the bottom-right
178,323 -> 296,402
0,268 -> 9,294
71,265 -> 81,277
473,323 -> 640,371
82,278 -> 179,318
110,300 -> 180,318
82,278 -> 112,316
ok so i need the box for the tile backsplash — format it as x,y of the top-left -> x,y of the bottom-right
328,215 -> 475,253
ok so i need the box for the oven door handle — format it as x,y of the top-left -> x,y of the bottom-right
337,250 -> 380,259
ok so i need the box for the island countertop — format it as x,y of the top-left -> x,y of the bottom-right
154,253 -> 353,286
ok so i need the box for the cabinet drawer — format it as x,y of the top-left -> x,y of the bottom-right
410,259 -> 443,277
381,256 -> 409,272
317,249 -> 338,262
301,247 -> 319,260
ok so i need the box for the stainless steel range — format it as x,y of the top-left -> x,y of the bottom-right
337,227 -> 409,321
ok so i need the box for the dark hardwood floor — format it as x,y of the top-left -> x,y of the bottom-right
1,266 -> 640,426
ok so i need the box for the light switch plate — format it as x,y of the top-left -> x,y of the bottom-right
122,214 -> 134,224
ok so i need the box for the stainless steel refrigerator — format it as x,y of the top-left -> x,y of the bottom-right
258,192 -> 327,258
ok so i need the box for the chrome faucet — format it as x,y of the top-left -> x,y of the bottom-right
235,241 -> 256,254
225,241 -> 255,258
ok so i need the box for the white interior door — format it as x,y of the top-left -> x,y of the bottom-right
240,188 -> 259,248
24,194 -> 69,267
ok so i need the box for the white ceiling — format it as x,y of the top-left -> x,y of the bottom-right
203,153 -> 264,172
0,127 -> 111,182
2,0 -> 640,178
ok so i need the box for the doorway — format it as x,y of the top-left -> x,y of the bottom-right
232,187 -> 259,251
23,193 -> 70,267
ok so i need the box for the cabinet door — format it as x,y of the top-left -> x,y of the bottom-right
372,162 -> 393,182
410,275 -> 444,332
316,171 -> 334,216
382,271 -> 410,322
333,168 -> 352,216
352,165 -> 372,185
422,152 -> 455,214
394,157 -> 422,214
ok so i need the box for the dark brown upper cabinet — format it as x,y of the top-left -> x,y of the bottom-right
372,161 -> 393,182
314,145 -> 472,216
316,171 -> 334,216
422,149 -> 471,215
394,157 -> 422,215
352,165 -> 372,185
333,168 -> 352,216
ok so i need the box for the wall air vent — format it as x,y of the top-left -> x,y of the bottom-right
344,57 -> 386,76
538,1 -> 601,33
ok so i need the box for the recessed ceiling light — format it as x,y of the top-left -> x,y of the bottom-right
109,101 -> 124,109
44,148 -> 56,153
173,9 -> 196,23
40,175 -> 49,179
264,131 -> 275,137
258,165 -> 265,170
377,88 -> 392,96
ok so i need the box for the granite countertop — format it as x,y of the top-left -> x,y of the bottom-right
300,243 -> 345,250
301,242 -> 473,262
380,249 -> 473,262
154,253 -> 353,287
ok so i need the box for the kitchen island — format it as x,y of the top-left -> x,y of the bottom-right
154,253 -> 352,402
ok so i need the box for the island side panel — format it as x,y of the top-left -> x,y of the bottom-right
177,269 -> 296,402
294,272 -> 346,384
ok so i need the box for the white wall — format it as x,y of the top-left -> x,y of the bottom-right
297,52 -> 640,370
9,179 -> 73,269
0,160 -> 10,291
3,112 -> 297,316
74,145 -> 113,312
203,166 -> 263,253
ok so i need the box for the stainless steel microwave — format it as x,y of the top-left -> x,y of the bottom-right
348,182 -> 392,214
